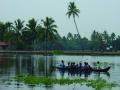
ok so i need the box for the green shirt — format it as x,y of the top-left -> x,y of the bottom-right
96,63 -> 101,69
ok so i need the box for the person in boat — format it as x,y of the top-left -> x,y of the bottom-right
68,62 -> 70,66
79,62 -> 83,69
67,62 -> 70,69
75,64 -> 79,69
61,60 -> 65,68
84,62 -> 91,70
96,61 -> 101,69
72,62 -> 75,69
87,62 -> 91,68
70,62 -> 75,70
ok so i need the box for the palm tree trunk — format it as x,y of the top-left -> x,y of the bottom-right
73,17 -> 84,51
45,28 -> 48,76
73,17 -> 80,39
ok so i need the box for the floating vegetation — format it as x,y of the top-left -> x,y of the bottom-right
15,75 -> 119,90
86,78 -> 118,90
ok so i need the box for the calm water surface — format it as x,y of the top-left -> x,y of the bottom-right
0,54 -> 120,90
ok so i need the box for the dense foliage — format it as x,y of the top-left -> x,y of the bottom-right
0,18 -> 120,51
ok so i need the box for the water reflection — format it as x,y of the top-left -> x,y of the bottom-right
57,68 -> 110,79
0,54 -> 56,81
14,55 -> 56,76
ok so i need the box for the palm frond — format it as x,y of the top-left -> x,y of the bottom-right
66,1 -> 80,18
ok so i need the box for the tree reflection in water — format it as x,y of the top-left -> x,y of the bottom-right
15,55 -> 56,76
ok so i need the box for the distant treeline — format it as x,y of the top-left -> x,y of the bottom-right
0,18 -> 120,51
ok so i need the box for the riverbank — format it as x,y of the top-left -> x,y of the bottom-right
1,50 -> 120,55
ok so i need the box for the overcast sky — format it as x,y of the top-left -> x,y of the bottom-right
0,0 -> 120,38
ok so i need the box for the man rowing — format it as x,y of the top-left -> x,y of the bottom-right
96,61 -> 101,69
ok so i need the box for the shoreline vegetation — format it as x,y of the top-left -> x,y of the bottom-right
0,2 -> 120,53
1,50 -> 120,55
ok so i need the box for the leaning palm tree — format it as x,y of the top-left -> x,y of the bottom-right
41,17 -> 58,75
66,2 -> 80,38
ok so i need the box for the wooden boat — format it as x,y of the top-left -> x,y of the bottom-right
91,66 -> 111,72
55,66 -> 111,72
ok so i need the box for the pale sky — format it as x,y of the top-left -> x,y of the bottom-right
0,0 -> 120,38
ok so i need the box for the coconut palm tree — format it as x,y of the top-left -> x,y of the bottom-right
26,18 -> 38,48
13,19 -> 25,49
3,22 -> 14,42
66,2 -> 80,38
41,17 -> 58,75
14,19 -> 25,35
41,17 -> 58,49
41,17 -> 58,41
26,18 -> 37,35
4,22 -> 15,42
0,22 -> 6,41
5,22 -> 13,32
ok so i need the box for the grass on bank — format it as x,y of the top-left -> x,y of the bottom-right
15,75 -> 118,90
52,50 -> 64,55
1,50 -> 120,56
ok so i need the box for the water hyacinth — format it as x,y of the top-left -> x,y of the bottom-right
15,75 -> 119,90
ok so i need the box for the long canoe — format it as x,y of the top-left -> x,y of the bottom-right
91,66 -> 111,72
56,66 -> 111,72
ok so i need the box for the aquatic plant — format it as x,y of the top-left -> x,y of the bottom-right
87,78 -> 118,90
15,75 -> 119,90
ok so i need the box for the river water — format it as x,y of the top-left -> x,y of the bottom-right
0,54 -> 120,90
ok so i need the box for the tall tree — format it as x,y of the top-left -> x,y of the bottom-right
110,32 -> 116,50
0,22 -> 6,41
41,17 -> 58,43
111,32 -> 116,41
102,31 -> 110,50
91,30 -> 104,51
41,17 -> 58,75
26,18 -> 37,40
115,35 -> 120,50
67,32 -> 73,40
66,2 -> 80,38
14,19 -> 25,35
26,18 -> 38,48
5,22 -> 13,32
13,19 -> 25,49
4,22 -> 15,43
